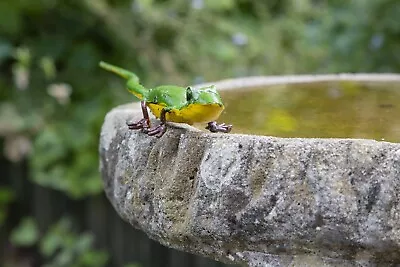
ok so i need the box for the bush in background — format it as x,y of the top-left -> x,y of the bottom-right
0,0 -> 398,265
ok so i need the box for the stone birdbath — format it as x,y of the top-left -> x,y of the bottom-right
99,74 -> 400,267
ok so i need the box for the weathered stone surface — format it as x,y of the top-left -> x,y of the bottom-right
100,103 -> 400,267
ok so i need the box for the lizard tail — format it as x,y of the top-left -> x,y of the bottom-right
100,61 -> 148,100
99,61 -> 140,83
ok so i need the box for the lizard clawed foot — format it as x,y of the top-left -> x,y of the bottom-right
206,121 -> 232,133
127,118 -> 150,131
147,123 -> 167,138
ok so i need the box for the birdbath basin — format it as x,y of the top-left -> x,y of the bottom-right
100,74 -> 400,267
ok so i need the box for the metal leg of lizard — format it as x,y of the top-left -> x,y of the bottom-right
205,121 -> 232,133
147,108 -> 169,138
127,101 -> 150,132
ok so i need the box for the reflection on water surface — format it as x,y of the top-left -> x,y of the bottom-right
217,81 -> 400,142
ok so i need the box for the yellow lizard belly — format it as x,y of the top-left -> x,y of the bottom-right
130,91 -> 143,100
147,103 -> 224,124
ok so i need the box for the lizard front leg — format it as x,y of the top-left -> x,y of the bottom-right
205,121 -> 232,133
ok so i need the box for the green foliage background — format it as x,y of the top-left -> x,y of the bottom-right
0,0 -> 399,266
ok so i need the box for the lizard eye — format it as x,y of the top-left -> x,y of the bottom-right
186,86 -> 193,102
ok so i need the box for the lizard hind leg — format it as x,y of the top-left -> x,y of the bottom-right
147,108 -> 169,138
127,101 -> 151,131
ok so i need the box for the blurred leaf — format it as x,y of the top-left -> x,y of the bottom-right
74,233 -> 93,252
32,127 -> 67,168
0,2 -> 22,35
77,250 -> 109,267
0,187 -> 14,203
40,56 -> 57,80
39,217 -> 109,267
12,63 -> 30,90
47,83 -> 72,105
13,47 -> 31,66
0,103 -> 24,137
31,122 -> 103,198
4,135 -> 32,162
10,217 -> 39,247
208,38 -> 238,62
135,0 -> 154,10
204,0 -> 235,11
67,43 -> 100,72
53,249 -> 74,267
0,187 -> 15,226
40,226 -> 64,257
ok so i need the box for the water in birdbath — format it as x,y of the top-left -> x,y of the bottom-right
218,80 -> 400,142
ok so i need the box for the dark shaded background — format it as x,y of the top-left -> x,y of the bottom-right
0,0 -> 399,266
